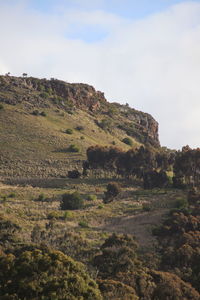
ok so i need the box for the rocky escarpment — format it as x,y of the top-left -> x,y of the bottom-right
113,103 -> 160,147
0,75 -> 160,147
0,75 -> 106,112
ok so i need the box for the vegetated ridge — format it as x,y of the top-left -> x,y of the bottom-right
0,75 -> 159,178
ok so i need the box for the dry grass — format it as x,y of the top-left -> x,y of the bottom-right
0,179 -> 187,250
0,104 -> 137,178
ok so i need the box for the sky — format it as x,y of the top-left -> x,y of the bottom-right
0,0 -> 200,149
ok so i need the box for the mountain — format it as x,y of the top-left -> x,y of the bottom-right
0,75 -> 160,178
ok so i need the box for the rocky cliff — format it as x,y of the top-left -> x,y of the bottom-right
0,75 -> 106,111
0,75 -> 160,147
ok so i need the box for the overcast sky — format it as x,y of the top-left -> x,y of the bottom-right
0,0 -> 200,149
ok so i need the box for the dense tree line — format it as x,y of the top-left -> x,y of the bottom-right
85,145 -> 200,190
84,145 -> 174,188
173,145 -> 200,188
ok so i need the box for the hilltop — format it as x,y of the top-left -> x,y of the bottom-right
0,75 -> 159,179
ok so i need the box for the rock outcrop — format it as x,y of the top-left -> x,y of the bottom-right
0,75 -> 160,147
0,75 -> 106,111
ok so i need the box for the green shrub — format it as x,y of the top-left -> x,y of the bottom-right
60,192 -> 84,210
103,182 -> 121,204
68,144 -> 80,153
174,198 -> 188,209
65,128 -> 73,134
79,220 -> 89,228
87,194 -> 97,201
98,205 -> 104,209
67,110 -> 74,115
142,203 -> 151,211
97,118 -> 112,131
63,211 -> 73,220
122,137 -> 133,146
40,91 -> 49,98
8,192 -> 16,198
0,104 -> 4,110
1,196 -> 7,203
36,193 -> 46,201
40,111 -> 47,117
80,136 -> 85,140
46,87 -> 52,94
47,211 -> 61,220
32,110 -> 40,116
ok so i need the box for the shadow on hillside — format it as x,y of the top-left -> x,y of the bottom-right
3,177 -> 130,189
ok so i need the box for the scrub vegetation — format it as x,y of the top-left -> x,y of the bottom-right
0,75 -> 200,299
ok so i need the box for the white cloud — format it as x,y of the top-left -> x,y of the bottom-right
0,1 -> 200,149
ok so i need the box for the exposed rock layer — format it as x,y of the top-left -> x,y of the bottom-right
0,75 -> 160,147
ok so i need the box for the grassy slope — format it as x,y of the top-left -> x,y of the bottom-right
0,180 -> 187,251
0,103 -> 140,178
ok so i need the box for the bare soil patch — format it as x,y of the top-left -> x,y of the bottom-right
101,208 -> 168,248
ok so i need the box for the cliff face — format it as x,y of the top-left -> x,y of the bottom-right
0,75 -> 160,148
113,103 -> 160,147
0,75 -> 106,111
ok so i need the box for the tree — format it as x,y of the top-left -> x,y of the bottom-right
60,192 -> 83,210
173,146 -> 200,188
93,233 -> 140,278
103,182 -> 121,203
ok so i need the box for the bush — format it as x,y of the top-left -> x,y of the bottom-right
0,104 -> 4,110
40,111 -> 47,117
75,125 -> 84,131
122,137 -> 133,146
79,220 -> 89,228
104,182 -> 121,203
40,91 -> 49,98
0,246 -> 102,300
63,211 -> 73,220
32,110 -> 40,116
68,170 -> 81,179
174,198 -> 188,209
47,211 -> 61,220
142,203 -> 151,211
87,194 -> 97,201
98,205 -> 104,209
36,193 -> 46,202
65,128 -> 73,134
143,171 -> 169,189
60,192 -> 84,210
8,192 -> 16,198
97,118 -> 112,131
68,144 -> 80,153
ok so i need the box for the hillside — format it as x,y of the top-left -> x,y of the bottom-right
0,75 -> 159,178
0,75 -> 200,300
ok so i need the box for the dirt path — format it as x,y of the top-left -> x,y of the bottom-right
101,208 -> 168,249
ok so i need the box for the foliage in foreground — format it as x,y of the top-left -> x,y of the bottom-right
0,245 -> 102,300
93,233 -> 200,300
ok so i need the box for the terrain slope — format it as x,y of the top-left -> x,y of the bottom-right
0,75 -> 159,178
